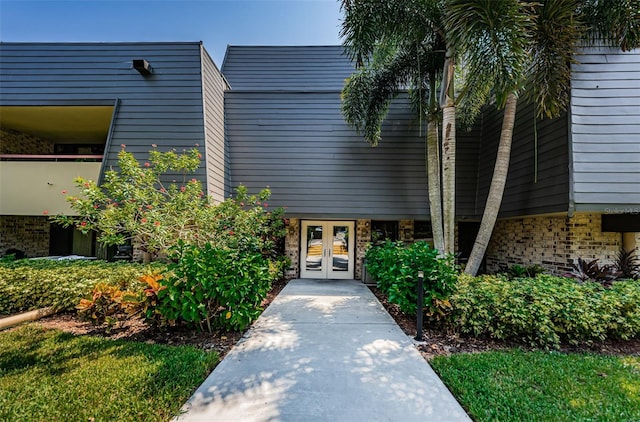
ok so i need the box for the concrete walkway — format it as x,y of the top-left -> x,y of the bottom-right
175,279 -> 470,422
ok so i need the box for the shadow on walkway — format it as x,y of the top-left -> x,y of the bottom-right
175,279 -> 470,422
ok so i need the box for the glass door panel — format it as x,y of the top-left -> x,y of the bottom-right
301,221 -> 354,279
305,225 -> 324,272
331,225 -> 349,272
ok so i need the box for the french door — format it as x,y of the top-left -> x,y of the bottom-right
300,221 -> 355,279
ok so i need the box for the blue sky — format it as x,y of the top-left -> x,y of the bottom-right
0,0 -> 343,65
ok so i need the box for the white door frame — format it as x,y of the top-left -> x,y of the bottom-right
300,220 -> 355,279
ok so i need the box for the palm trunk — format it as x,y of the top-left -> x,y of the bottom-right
427,113 -> 444,253
441,105 -> 456,254
440,54 -> 456,255
465,92 -> 518,275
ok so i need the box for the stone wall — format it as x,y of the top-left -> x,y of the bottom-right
485,212 -> 623,274
0,216 -> 50,257
0,128 -> 54,155
399,219 -> 414,241
355,219 -> 371,280
284,218 -> 300,279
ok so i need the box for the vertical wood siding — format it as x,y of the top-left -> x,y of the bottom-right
571,46 -> 640,211
0,42 -> 212,186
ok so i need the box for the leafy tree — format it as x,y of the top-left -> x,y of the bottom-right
52,146 -> 285,263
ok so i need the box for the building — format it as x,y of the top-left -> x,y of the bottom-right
1,42 -> 638,276
0,42 -> 227,258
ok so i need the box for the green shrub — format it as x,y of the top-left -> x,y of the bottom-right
155,242 -> 274,332
449,274 -> 640,348
602,280 -> 640,340
52,145 -> 286,263
0,260 -> 159,316
365,240 -> 458,316
498,263 -> 546,279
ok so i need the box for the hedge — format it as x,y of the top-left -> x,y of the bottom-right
0,260 -> 162,316
449,274 -> 640,348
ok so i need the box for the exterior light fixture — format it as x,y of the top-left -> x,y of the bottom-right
133,59 -> 153,75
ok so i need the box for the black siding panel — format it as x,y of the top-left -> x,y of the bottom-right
226,91 -> 432,219
222,46 -> 355,91
475,102 -> 569,217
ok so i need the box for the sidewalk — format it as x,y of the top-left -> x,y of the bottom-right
175,279 -> 470,422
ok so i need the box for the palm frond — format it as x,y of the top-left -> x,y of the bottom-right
341,44 -> 444,145
445,0 -> 535,123
340,0 -> 445,66
580,0 -> 640,51
524,0 -> 585,119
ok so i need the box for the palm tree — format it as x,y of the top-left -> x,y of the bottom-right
340,0 -> 453,254
451,0 -> 640,275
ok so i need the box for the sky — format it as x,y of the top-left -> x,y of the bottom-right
0,0 -> 344,65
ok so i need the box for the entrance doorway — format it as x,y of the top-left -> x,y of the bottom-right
300,221 -> 355,279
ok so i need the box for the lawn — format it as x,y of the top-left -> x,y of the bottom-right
0,324 -> 218,422
431,349 -> 640,421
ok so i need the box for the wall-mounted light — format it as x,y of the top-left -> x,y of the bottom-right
133,59 -> 153,75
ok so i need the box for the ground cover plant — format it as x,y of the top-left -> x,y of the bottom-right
0,324 -> 218,422
449,274 -> 640,348
0,259 -> 158,316
431,350 -> 640,421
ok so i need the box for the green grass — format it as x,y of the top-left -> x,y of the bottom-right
431,349 -> 640,421
0,324 -> 218,422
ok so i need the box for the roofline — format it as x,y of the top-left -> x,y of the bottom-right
225,45 -> 344,48
0,41 -> 204,46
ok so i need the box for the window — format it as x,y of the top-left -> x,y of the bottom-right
414,221 -> 433,240
371,221 -> 398,244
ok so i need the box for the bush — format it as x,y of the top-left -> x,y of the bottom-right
365,240 -> 458,317
52,146 -> 286,262
0,260 -> 159,316
449,274 -> 640,348
155,242 -> 274,332
498,263 -> 546,279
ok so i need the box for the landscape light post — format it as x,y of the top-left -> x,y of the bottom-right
415,271 -> 424,341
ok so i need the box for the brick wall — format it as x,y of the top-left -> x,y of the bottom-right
399,219 -> 414,241
0,128 -> 54,155
284,218 -> 300,279
355,219 -> 371,280
486,212 -> 622,274
0,215 -> 50,257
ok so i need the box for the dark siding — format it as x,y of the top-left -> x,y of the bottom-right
222,46 -> 354,91
225,91 -> 431,219
456,125 -> 482,218
200,45 -> 229,202
570,46 -> 640,210
475,102 -> 569,217
0,42 -> 209,183
222,45 -> 481,219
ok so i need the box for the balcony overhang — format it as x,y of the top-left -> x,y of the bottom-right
0,105 -> 113,144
